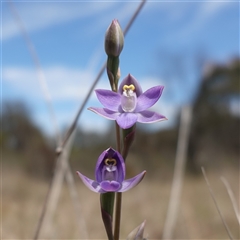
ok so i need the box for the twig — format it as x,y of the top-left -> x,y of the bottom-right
122,0 -> 147,37
37,131 -> 75,238
201,167 -> 234,240
8,2 -> 87,238
221,176 -> 240,225
10,0 -> 147,238
8,0 -> 61,145
57,64 -> 106,153
65,162 -> 89,238
59,0 -> 147,154
43,131 -> 89,239
162,105 -> 192,239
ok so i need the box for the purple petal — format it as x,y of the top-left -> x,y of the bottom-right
135,86 -> 164,112
110,149 -> 126,181
106,147 -> 117,158
116,113 -> 138,129
119,74 -> 142,96
95,149 -> 109,182
121,92 -> 137,112
119,171 -> 146,192
95,148 -> 125,183
76,171 -> 105,193
137,110 -> 167,123
100,180 -> 121,192
88,107 -> 120,120
95,89 -> 121,111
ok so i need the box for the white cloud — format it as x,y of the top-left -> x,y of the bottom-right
3,64 -> 107,136
161,1 -> 234,44
3,65 -> 95,102
140,76 -> 164,90
200,1 -> 232,17
2,1 -> 117,40
2,1 -> 155,42
3,65 -> 176,135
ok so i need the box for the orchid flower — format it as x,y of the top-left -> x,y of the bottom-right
77,147 -> 146,193
88,74 -> 167,129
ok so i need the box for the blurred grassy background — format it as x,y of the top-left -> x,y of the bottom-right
2,59 -> 239,239
2,1 -> 239,239
2,161 -> 239,239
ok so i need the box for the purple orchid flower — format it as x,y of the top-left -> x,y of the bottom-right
88,74 -> 167,129
76,147 -> 146,193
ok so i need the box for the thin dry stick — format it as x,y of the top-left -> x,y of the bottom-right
34,137 -> 88,238
39,131 -> 81,238
34,131 -> 88,239
8,0 -> 61,145
8,2 -> 88,238
162,105 -> 192,239
34,133 -> 74,239
221,176 -> 240,225
65,164 -> 89,238
202,167 -> 234,240
34,1 -> 147,238
57,64 -> 106,154
59,0 -> 147,154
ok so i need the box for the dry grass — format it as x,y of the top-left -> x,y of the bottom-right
2,165 -> 239,239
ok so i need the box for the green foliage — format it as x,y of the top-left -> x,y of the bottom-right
188,58 -> 240,173
1,101 -> 55,178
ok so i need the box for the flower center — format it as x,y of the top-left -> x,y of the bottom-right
121,84 -> 137,112
123,84 -> 135,92
105,158 -> 117,166
102,158 -> 118,181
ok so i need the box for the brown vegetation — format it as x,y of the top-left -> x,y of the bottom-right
2,164 -> 239,239
2,58 -> 239,239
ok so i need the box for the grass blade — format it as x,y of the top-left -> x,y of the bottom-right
202,167 -> 234,240
221,176 -> 240,225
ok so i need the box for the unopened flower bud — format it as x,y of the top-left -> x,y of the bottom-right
127,220 -> 146,240
105,19 -> 124,57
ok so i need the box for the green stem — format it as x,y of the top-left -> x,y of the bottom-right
107,49 -> 122,240
114,122 -> 122,240
122,125 -> 136,160
114,125 -> 136,240
100,193 -> 115,240
115,122 -> 121,152
107,56 -> 119,92
114,192 -> 122,240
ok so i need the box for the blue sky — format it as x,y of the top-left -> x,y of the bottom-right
2,1 -> 239,136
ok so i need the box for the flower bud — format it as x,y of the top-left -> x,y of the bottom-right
105,19 -> 124,57
127,220 -> 146,240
